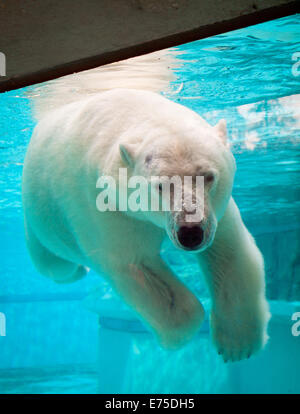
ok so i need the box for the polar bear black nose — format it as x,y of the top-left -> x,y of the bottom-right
177,226 -> 204,249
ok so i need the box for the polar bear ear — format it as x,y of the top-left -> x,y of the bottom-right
215,119 -> 227,145
119,143 -> 136,168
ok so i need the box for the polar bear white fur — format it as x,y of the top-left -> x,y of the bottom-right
22,50 -> 270,361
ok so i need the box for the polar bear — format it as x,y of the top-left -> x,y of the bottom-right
22,51 -> 270,362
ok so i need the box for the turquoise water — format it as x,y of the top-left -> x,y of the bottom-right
0,15 -> 299,393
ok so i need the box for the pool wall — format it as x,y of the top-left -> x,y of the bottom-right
0,218 -> 299,372
96,301 -> 300,394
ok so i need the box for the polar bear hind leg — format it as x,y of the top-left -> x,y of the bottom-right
24,219 -> 87,284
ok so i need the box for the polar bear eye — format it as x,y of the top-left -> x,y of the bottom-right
145,154 -> 152,165
205,173 -> 215,184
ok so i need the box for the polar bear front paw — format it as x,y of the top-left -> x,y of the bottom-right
210,305 -> 270,362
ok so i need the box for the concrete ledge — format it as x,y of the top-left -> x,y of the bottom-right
0,0 -> 299,92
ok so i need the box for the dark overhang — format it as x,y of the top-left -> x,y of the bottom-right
0,0 -> 299,92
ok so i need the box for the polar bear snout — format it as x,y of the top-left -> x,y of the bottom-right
166,199 -> 217,253
177,225 -> 204,250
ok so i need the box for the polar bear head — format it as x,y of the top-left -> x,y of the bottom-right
119,94 -> 236,253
